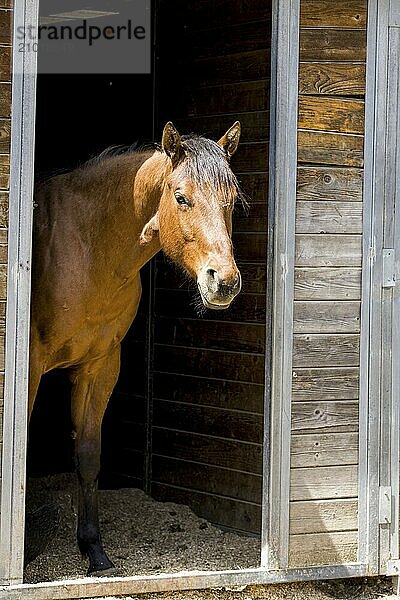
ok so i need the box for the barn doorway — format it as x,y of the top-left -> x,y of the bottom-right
25,0 -> 271,582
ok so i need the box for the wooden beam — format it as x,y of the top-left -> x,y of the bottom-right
153,372 -> 264,413
0,10 -> 11,45
154,345 -> 265,384
154,317 -> 265,354
0,46 -> 11,82
294,267 -> 361,300
0,119 -> 10,154
296,201 -> 362,234
187,81 -> 268,117
293,300 -> 360,333
153,399 -> 263,443
0,83 -> 11,119
292,333 -> 360,367
290,499 -> 358,534
298,96 -> 365,135
289,531 -> 358,567
295,234 -> 362,267
299,62 -> 366,96
297,166 -> 363,202
291,431 -> 359,467
186,50 -> 270,88
292,400 -> 358,432
0,154 -> 9,190
0,335 -> 5,370
184,20 -> 270,58
178,111 -> 269,143
231,142 -> 269,173
290,465 -> 358,500
300,0 -> 367,29
300,29 -> 367,61
152,456 -> 262,502
298,130 -> 364,167
152,483 -> 261,534
292,367 -> 359,401
152,431 -> 262,473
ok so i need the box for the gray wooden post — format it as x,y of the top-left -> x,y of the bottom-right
0,0 -> 38,585
262,0 -> 300,570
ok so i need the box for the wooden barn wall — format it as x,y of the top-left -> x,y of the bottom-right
0,0 -> 11,507
288,0 -> 367,567
148,0 -> 271,533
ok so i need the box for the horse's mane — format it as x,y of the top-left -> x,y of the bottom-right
36,134 -> 248,210
82,140 -> 159,170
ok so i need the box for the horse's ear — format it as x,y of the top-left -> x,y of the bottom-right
162,122 -> 182,163
140,212 -> 159,244
217,121 -> 241,159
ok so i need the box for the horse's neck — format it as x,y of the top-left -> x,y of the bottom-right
129,150 -> 168,268
132,150 -> 168,225
110,149 -> 168,270
69,149 -> 167,274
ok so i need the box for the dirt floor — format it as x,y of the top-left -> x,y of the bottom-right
24,474 -> 260,584
24,474 -> 397,599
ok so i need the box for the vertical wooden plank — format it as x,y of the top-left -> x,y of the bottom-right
357,0 -> 389,574
0,0 -> 39,586
262,0 -> 300,570
384,22 -> 400,573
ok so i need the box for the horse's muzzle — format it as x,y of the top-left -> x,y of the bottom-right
197,268 -> 242,310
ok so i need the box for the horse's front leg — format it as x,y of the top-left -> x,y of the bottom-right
70,345 -> 121,576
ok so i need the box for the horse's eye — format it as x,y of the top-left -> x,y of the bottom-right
175,194 -> 189,206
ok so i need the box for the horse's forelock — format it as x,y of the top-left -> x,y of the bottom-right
180,136 -> 246,209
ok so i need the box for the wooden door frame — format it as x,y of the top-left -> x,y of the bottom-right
360,0 -> 400,577
0,0 -> 39,585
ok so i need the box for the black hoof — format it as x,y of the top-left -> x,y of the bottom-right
24,503 -> 60,566
81,543 -> 115,576
88,565 -> 120,578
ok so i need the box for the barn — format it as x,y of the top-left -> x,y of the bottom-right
0,0 -> 399,597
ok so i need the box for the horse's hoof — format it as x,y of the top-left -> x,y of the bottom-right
88,565 -> 120,578
87,552 -> 116,577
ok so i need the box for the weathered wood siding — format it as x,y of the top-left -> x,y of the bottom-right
288,0 -> 367,567
0,0 -> 11,508
150,0 -> 271,533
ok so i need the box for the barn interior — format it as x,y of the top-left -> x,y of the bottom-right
27,0 -> 271,579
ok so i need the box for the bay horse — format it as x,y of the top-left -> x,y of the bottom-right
29,121 -> 243,575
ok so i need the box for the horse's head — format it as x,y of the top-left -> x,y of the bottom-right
142,122 -> 243,310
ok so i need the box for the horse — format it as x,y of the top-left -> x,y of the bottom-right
29,121 -> 243,575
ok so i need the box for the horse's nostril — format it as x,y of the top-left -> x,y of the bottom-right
206,268 -> 218,281
203,269 -> 240,297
